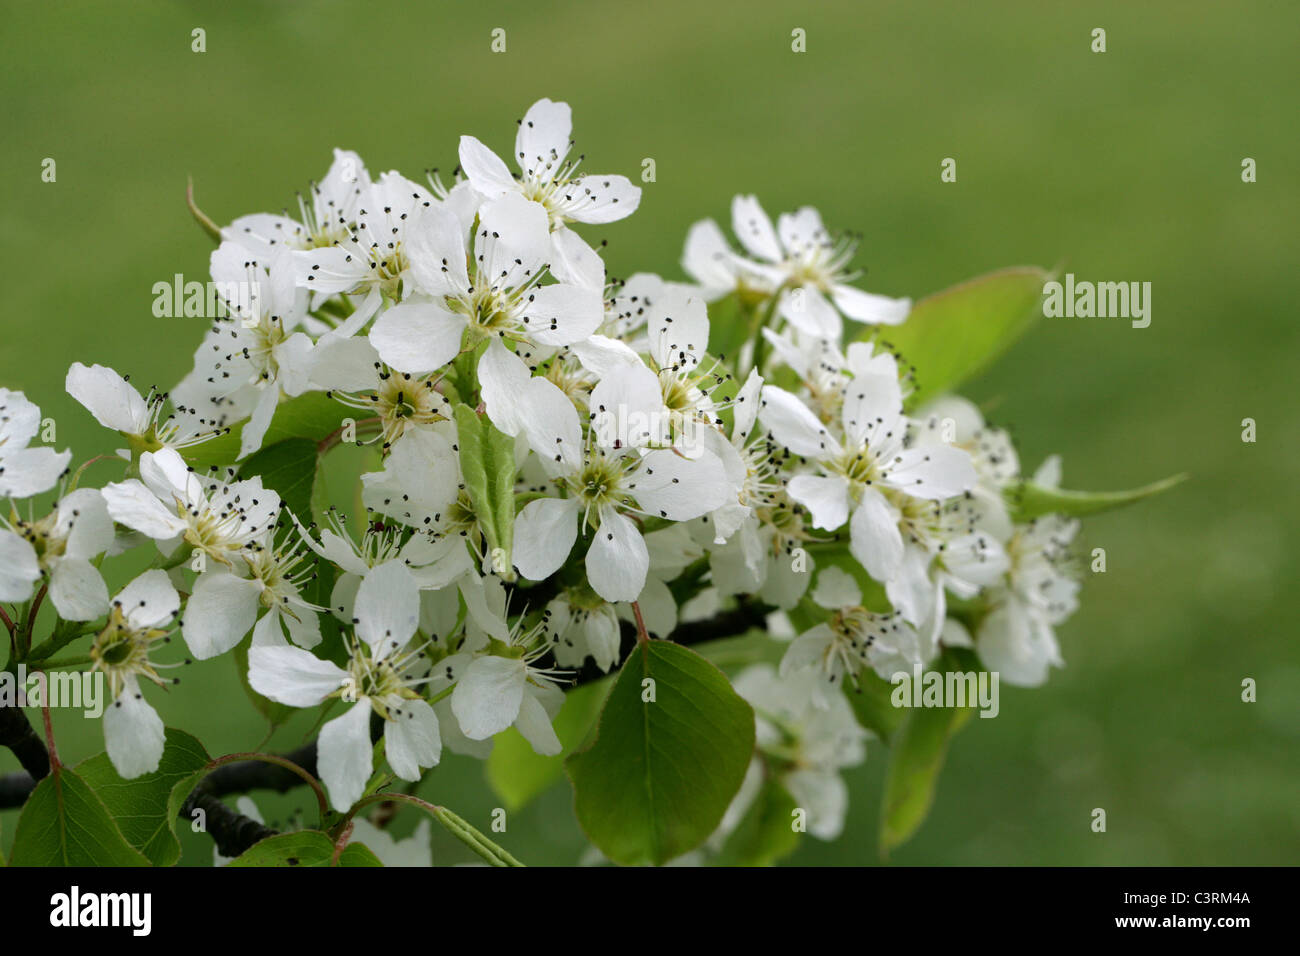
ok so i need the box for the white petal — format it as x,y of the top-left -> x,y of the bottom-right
48,558 -> 109,621
811,566 -> 862,610
247,645 -> 346,706
457,135 -> 518,199
318,701 -> 375,811
101,480 -> 186,539
884,545 -> 936,626
646,286 -> 709,371
787,474 -> 851,531
237,385 -> 280,460
681,218 -> 736,297
451,655 -> 527,739
517,376 -> 584,472
115,569 -> 180,630
0,530 -> 39,601
732,368 -> 763,440
368,298 -> 466,374
0,446 -> 70,498
632,448 -> 729,521
568,334 -> 642,378
730,195 -> 782,262
586,508 -> 649,603
776,206 -> 828,252
182,572 -> 261,659
476,192 -> 551,287
104,680 -> 165,779
355,560 -> 420,654
887,445 -> 977,500
0,389 -> 40,446
520,282 -> 604,346
589,361 -> 663,449
65,363 -> 148,433
57,488 -> 115,560
841,373 -> 904,449
477,339 -> 533,436
561,174 -> 641,224
361,425 -> 460,526
758,385 -> 840,458
780,285 -> 841,339
831,284 -> 911,326
513,497 -> 579,581
849,488 -> 904,582
307,337 -> 381,392
384,697 -> 442,779
514,690 -> 562,756
549,226 -> 605,289
516,98 -> 573,176
403,203 -> 471,297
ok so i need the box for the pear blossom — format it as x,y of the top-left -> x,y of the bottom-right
728,195 -> 911,339
0,388 -> 70,499
459,97 -> 641,234
89,570 -> 182,778
368,192 -> 603,386
731,663 -> 868,840
448,616 -> 568,756
291,171 -> 441,333
759,372 -> 976,588
181,529 -> 322,659
977,514 -> 1080,687
223,148 -> 371,258
8,488 -> 113,620
781,566 -> 922,702
102,448 -> 281,565
249,561 -> 442,810
66,363 -> 228,456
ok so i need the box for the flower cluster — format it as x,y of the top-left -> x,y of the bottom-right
3,98 -> 1085,840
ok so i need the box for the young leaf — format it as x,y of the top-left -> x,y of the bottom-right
878,656 -> 976,856
844,669 -> 907,744
452,404 -> 516,579
238,437 -> 319,519
716,777 -> 801,867
877,266 -> 1049,407
73,728 -> 211,866
183,392 -> 348,469
566,640 -> 756,866
9,766 -> 152,866
486,678 -> 611,811
226,830 -> 383,867
1006,473 -> 1187,521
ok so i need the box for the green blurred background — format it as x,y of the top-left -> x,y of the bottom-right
2,0 -> 1296,865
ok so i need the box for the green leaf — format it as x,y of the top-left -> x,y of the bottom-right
73,729 -> 211,866
452,404 -> 516,580
10,766 -> 151,866
1006,473 -> 1187,521
566,640 -> 756,866
877,266 -> 1049,407
845,669 -> 907,743
486,679 -> 611,811
716,777 -> 800,867
226,830 -> 383,867
238,437 -> 319,519
878,655 -> 977,856
183,392 -> 348,469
